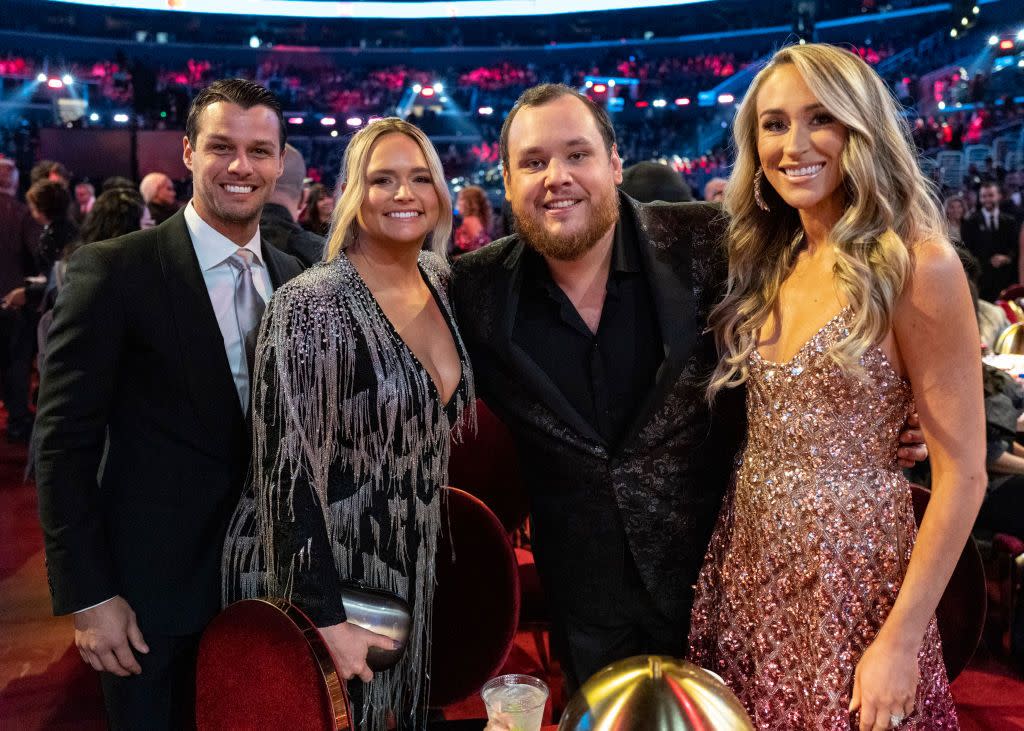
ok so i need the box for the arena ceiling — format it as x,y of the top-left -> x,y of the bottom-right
46,0 -> 715,19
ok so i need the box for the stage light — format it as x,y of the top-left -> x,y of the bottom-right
950,28 -> 958,38
973,5 -> 979,13
89,112 -> 100,122
113,113 -> 129,123
938,101 -> 946,110
608,80 -> 616,88
321,117 -> 336,126
1019,30 -> 1024,41
432,82 -> 443,93
287,117 -> 304,125
249,35 -> 261,48
412,84 -> 422,93
1000,40 -> 1014,50
593,84 -> 607,93
36,73 -> 47,83
652,99 -> 667,108
62,74 -> 73,85
635,100 -> 649,108
346,117 -> 362,127
585,80 -> 593,88
675,97 -> 691,106
718,94 -> 735,104
989,35 -> 999,45
368,116 -> 382,123
331,130 -> 339,138
47,79 -> 64,89
478,106 -> 494,115
422,87 -> 435,97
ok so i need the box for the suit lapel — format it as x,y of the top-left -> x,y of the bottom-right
617,196 -> 698,450
493,240 -> 606,446
157,211 -> 245,453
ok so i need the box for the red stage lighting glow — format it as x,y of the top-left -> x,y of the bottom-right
593,84 -> 607,93
999,39 -> 1014,50
675,97 -> 691,106
635,100 -> 649,108
422,87 -> 436,97
47,78 -> 64,89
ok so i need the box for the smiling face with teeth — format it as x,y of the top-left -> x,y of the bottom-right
183,100 -> 284,245
503,94 -> 623,262
756,64 -> 848,226
355,132 -> 440,253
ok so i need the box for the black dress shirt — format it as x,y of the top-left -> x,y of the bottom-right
513,209 -> 663,446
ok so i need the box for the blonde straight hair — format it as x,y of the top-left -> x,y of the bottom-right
323,117 -> 453,261
706,43 -> 947,400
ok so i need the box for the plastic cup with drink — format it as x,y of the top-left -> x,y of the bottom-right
481,674 -> 549,731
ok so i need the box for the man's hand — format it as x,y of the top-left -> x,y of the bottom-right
991,254 -> 1012,268
1,287 -> 26,310
896,412 -> 927,469
320,621 -> 398,683
74,596 -> 149,677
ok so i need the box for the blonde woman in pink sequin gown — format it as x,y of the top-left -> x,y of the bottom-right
689,44 -> 986,731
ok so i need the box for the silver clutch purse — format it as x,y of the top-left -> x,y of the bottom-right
339,583 -> 412,671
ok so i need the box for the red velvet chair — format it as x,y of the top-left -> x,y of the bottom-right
429,487 -> 521,708
998,284 -> 1024,302
448,399 -> 530,534
195,598 -> 352,730
910,484 -> 986,681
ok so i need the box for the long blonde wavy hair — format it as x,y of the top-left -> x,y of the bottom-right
706,43 -> 947,400
323,117 -> 452,261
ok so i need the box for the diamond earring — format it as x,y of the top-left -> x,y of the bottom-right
753,168 -> 771,212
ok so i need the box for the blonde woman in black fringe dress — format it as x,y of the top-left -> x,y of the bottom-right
223,118 -> 474,730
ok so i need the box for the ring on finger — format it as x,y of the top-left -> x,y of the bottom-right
889,713 -> 905,728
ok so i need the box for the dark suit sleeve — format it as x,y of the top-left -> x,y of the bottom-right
34,244 -> 124,615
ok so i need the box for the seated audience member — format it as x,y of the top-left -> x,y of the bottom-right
25,179 -> 79,289
259,143 -> 323,266
619,161 -> 693,203
73,181 -> 96,224
703,176 -> 728,203
299,182 -> 333,235
30,160 -> 71,188
958,246 -> 1010,350
453,185 -> 493,256
945,194 -> 967,244
139,171 -> 179,225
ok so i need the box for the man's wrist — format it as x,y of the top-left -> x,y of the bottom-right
74,596 -> 116,614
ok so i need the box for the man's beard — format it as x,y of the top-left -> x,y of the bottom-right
513,191 -> 620,262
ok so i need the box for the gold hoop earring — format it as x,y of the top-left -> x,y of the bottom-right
753,168 -> 771,212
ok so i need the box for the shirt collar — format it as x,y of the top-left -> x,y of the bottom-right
184,200 -> 264,271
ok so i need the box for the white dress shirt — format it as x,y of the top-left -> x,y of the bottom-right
74,202 -> 275,615
184,200 -> 273,409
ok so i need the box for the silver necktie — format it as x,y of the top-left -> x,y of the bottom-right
226,249 -> 266,401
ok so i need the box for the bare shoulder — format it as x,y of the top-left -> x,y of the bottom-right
895,237 -> 972,328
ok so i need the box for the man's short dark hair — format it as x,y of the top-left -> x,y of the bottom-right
27,179 -> 70,221
499,83 -> 616,171
30,160 -> 70,185
979,180 -> 1001,192
185,78 -> 286,152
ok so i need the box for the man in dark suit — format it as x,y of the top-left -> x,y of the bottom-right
453,84 -> 925,690
34,79 -> 304,729
259,142 -> 325,266
452,84 -> 745,689
962,180 -> 1020,300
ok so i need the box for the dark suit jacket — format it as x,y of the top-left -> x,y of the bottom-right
259,202 -> 326,268
0,192 -> 42,296
34,209 -> 304,635
962,209 -> 1020,300
451,195 -> 745,622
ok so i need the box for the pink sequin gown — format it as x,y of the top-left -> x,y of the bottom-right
689,308 -> 958,730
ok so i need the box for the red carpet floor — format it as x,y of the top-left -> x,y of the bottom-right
1,407 -> 1023,729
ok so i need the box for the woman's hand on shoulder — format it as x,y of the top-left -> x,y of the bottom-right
320,621 -> 398,683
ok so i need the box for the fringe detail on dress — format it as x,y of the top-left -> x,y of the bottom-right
224,251 -> 475,730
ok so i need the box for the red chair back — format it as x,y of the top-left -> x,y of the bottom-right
429,486 -> 521,707
448,400 -> 530,533
910,484 -> 986,681
196,598 -> 352,730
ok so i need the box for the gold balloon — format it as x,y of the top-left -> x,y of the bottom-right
995,322 -> 1024,354
557,656 -> 754,731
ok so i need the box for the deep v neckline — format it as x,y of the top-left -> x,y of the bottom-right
344,252 -> 465,409
754,306 -> 851,366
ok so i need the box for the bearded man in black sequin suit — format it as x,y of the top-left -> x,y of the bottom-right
451,84 -> 744,689
452,84 -> 925,690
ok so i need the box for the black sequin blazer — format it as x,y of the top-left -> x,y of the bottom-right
451,194 -> 746,622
